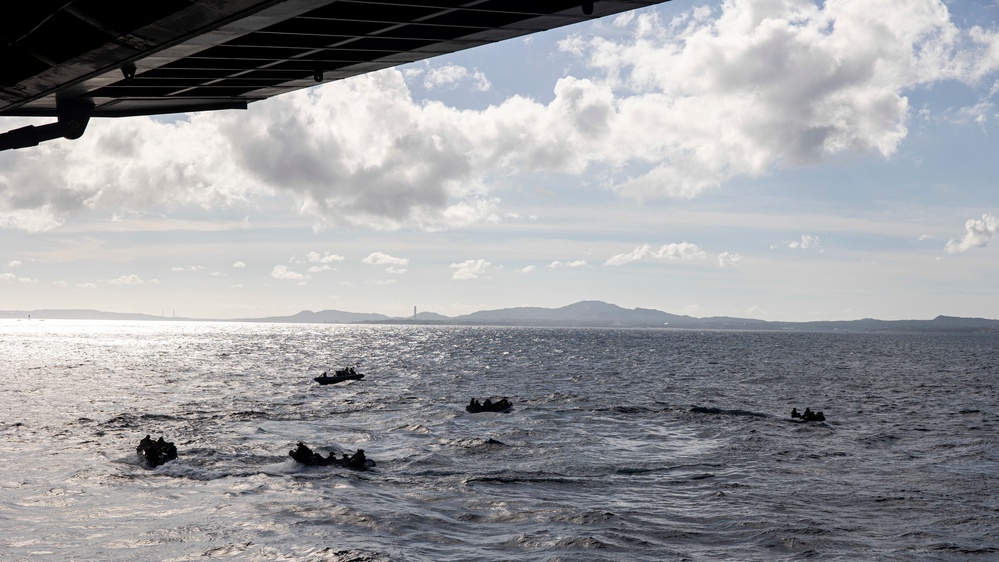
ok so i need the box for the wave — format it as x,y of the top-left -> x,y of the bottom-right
614,463 -> 722,477
689,406 -> 770,418
465,474 -> 586,486
439,437 -> 506,448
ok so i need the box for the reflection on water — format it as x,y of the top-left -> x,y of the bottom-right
1,320 -> 997,561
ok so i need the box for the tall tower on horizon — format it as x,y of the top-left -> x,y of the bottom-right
413,306 -> 417,319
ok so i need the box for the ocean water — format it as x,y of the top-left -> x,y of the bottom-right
1,320 -> 996,561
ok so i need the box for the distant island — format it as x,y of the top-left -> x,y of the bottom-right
3,300 -> 999,333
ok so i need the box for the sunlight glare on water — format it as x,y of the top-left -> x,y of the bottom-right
1,320 -> 997,561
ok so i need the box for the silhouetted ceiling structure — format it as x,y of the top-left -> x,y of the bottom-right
0,0 -> 670,150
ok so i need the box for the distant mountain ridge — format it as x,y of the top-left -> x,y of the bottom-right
3,302 -> 999,333
0,309 -> 170,321
456,300 -> 695,326
241,309 -> 392,323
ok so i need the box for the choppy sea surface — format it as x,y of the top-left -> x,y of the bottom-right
1,320 -> 997,561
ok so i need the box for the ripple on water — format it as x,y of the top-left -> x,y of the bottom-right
1,322 -> 997,560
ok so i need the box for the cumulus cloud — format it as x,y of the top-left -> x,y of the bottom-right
789,235 -> 821,249
271,265 -> 309,280
8,260 -> 21,267
0,110 -> 257,232
718,251 -> 742,267
1,1 -> 997,231
435,198 -> 502,230
232,261 -> 246,268
302,251 -> 342,272
422,63 -> 491,92
605,243 -> 705,265
363,251 -> 409,275
108,274 -> 143,285
1,272 -> 16,282
576,0 -> 999,198
363,252 -> 409,266
518,265 -> 537,273
451,259 -> 497,280
945,213 -> 999,253
307,251 -> 345,264
549,260 -> 589,269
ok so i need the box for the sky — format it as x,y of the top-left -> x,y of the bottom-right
2,0 -> 999,322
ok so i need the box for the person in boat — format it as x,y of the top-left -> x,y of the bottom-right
349,367 -> 356,375
348,449 -> 367,470
483,398 -> 492,408
791,407 -> 826,422
806,410 -> 825,421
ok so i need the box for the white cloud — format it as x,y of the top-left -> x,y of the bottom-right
788,235 -> 821,249
271,265 -> 309,280
956,100 -> 994,128
1,272 -> 15,282
435,198 -> 501,230
363,252 -> 409,266
548,260 -> 589,269
1,0 -> 997,233
945,213 -> 999,253
557,34 -> 586,56
232,261 -> 246,268
307,265 -> 332,273
605,243 -> 705,265
450,259 -> 497,280
108,274 -> 143,285
8,260 -> 21,268
307,251 -> 345,264
385,266 -> 408,275
77,283 -> 97,290
211,271 -> 224,277
518,265 -> 537,273
423,63 -> 491,92
568,0 -> 999,198
718,252 -> 742,267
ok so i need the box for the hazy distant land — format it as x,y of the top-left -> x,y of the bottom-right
3,301 -> 999,333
